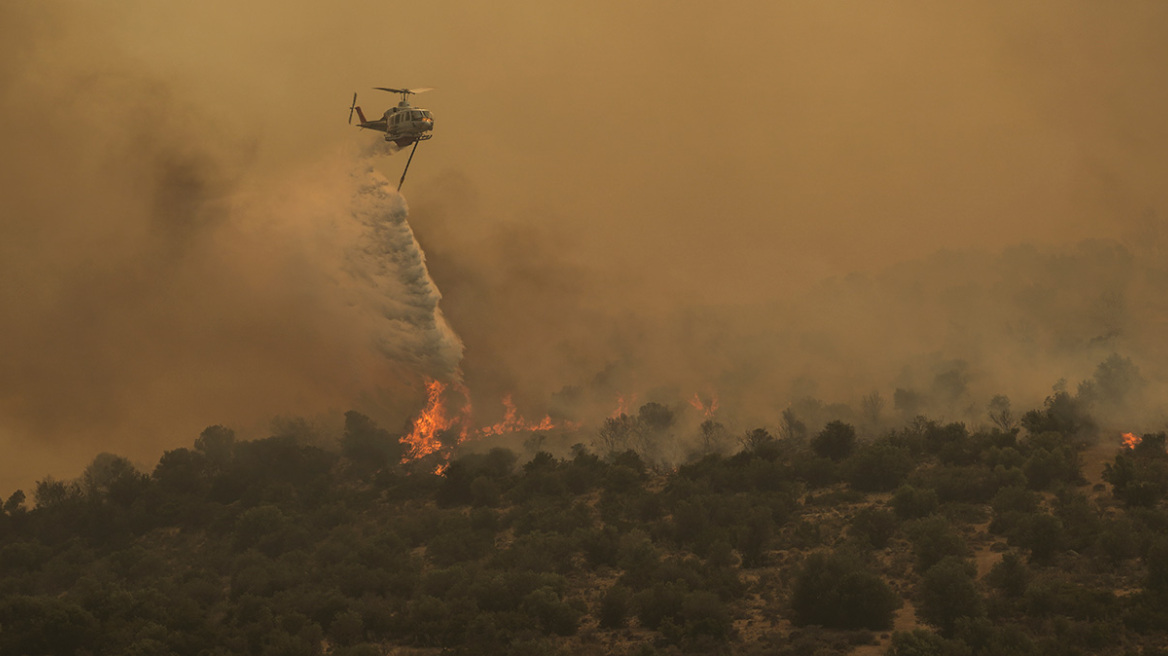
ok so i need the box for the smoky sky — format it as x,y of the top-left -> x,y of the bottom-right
3,2 -> 1168,491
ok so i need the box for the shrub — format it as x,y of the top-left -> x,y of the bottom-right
1006,513 -> 1064,564
892,485 -> 939,520
1103,435 -> 1168,508
849,507 -> 899,549
520,586 -> 579,636
1022,446 -> 1082,490
887,629 -> 973,656
812,421 -> 857,462
735,507 -> 774,568
910,465 -> 1022,504
984,553 -> 1030,598
844,441 -> 915,492
340,412 -> 399,476
598,585 -> 632,628
676,590 -> 734,644
634,580 -> 688,630
790,551 -> 900,630
1020,391 -> 1095,441
988,486 -> 1041,535
791,453 -> 839,488
906,517 -> 969,572
0,596 -> 97,656
916,557 -> 984,636
1144,538 -> 1168,596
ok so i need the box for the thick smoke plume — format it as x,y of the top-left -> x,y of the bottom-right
6,1 -> 1168,484
0,4 -> 462,491
413,178 -> 1168,451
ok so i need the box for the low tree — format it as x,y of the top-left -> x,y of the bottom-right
0,596 -> 97,655
598,585 -> 632,628
638,402 -> 675,432
698,419 -> 728,454
790,550 -> 900,630
80,453 -> 150,506
1103,433 -> 1168,507
597,415 -> 638,455
1020,388 -> 1095,441
906,517 -> 969,572
892,485 -> 939,520
194,424 -> 237,470
341,411 -> 400,476
844,440 -> 915,492
984,552 -> 1030,598
1145,538 -> 1168,596
987,395 -> 1016,431
887,629 -> 973,656
778,408 -> 808,443
740,427 -> 775,452
811,421 -> 857,462
849,507 -> 899,549
916,557 -> 984,636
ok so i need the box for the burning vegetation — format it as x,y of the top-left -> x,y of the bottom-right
5,370 -> 1168,656
399,378 -> 583,471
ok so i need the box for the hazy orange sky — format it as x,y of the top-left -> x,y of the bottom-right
3,1 -> 1167,491
100,1 -> 1168,290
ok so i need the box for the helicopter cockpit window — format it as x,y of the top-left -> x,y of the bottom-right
412,111 -> 423,120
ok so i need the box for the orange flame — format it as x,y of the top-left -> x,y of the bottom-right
402,382 -> 576,466
479,394 -> 558,436
1122,432 -> 1142,449
611,393 -> 638,418
688,392 -> 719,418
401,379 -> 459,462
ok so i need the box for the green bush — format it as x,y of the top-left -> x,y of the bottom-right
789,551 -> 900,630
892,485 -> 939,520
1005,513 -> 1064,564
598,585 -> 632,628
910,465 -> 1022,504
905,517 -> 969,572
886,629 -> 972,656
812,421 -> 857,462
843,441 -> 915,492
984,552 -> 1030,598
1022,446 -> 1082,490
0,595 -> 97,656
849,507 -> 899,549
915,557 -> 984,636
1103,435 -> 1168,507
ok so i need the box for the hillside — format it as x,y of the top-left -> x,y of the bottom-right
2,400 -> 1168,656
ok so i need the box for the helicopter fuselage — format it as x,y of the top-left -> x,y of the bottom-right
381,103 -> 434,147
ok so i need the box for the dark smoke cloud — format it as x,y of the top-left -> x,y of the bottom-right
0,3 -> 461,491
5,1 -> 1168,487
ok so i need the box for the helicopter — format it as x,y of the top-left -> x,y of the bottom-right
348,87 -> 434,147
349,87 -> 434,191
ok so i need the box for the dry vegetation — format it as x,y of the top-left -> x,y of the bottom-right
2,379 -> 1168,656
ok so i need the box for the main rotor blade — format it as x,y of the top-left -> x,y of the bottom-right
374,87 -> 433,95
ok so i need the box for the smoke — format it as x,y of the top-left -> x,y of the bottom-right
342,163 -> 464,382
0,4 -> 462,491
411,175 -> 1168,447
6,1 -> 1168,483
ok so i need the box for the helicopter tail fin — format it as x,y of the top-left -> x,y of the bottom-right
354,106 -> 368,124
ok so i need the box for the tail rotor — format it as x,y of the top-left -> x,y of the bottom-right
348,92 -> 358,124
